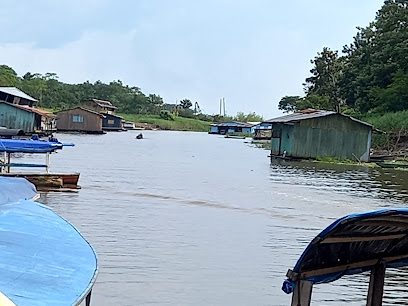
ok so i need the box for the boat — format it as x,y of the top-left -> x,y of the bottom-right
376,162 -> 408,168
225,135 -> 246,139
0,177 -> 98,305
282,209 -> 408,306
123,121 -> 136,130
0,138 -> 80,191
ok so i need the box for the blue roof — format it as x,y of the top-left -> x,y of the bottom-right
0,139 -> 62,153
0,178 -> 98,305
283,208 -> 408,294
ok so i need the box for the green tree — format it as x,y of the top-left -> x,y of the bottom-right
0,65 -> 18,86
304,47 -> 344,112
180,99 -> 192,109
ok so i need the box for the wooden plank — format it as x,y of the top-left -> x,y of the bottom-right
366,262 -> 386,306
299,253 -> 408,280
0,163 -> 48,168
321,233 -> 405,244
291,280 -> 312,306
355,220 -> 408,228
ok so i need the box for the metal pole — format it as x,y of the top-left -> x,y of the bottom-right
6,153 -> 10,173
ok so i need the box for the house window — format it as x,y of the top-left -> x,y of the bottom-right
108,119 -> 115,124
73,115 -> 84,123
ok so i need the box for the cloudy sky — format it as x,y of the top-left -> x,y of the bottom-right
1,0 -> 384,118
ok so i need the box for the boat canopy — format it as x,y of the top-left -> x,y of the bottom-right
0,139 -> 62,153
283,208 -> 408,294
0,177 -> 37,204
0,178 -> 98,305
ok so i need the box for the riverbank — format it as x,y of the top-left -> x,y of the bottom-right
119,114 -> 211,132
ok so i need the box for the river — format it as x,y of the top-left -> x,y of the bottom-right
30,131 -> 408,305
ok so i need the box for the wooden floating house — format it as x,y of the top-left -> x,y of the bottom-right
56,107 -> 105,134
283,209 -> 408,306
82,98 -> 117,114
253,122 -> 272,140
102,113 -> 124,131
263,109 -> 377,162
209,121 -> 255,135
0,177 -> 97,305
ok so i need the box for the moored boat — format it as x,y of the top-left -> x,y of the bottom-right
0,177 -> 98,305
376,162 -> 408,168
283,209 -> 408,305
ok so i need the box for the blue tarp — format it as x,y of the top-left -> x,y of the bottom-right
0,177 -> 98,305
0,139 -> 62,153
0,177 -> 37,204
283,209 -> 408,294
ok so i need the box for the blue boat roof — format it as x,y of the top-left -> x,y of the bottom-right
283,209 -> 408,294
0,139 -> 62,153
0,178 -> 98,305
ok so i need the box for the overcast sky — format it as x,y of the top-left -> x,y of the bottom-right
0,0 -> 384,118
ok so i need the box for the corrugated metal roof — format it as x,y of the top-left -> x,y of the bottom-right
13,104 -> 55,117
263,109 -> 373,128
0,87 -> 38,102
211,121 -> 255,128
91,99 -> 117,109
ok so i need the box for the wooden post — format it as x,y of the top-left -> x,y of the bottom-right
366,261 -> 386,306
6,153 -> 10,174
291,280 -> 313,306
46,153 -> 50,174
85,290 -> 92,306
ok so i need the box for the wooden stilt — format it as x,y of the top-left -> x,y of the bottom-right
85,290 -> 92,306
46,153 -> 50,174
291,280 -> 313,306
366,261 -> 386,306
6,153 -> 10,174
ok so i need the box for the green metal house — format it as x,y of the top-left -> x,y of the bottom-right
263,109 -> 375,162
0,102 -> 37,132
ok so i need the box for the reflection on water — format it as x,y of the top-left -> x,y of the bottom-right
35,131 -> 408,305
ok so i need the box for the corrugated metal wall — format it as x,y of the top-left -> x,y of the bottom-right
0,103 -> 35,132
271,114 -> 371,161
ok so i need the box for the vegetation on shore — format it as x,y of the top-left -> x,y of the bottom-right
277,0 -> 408,152
119,114 -> 211,132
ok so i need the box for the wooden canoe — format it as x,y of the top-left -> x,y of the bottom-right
0,173 -> 80,190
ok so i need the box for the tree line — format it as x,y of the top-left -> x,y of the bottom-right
0,65 -> 263,123
278,0 -> 408,116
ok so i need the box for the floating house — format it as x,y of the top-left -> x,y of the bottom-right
56,107 -> 105,133
0,87 -> 37,107
263,109 -> 376,162
209,121 -> 255,135
82,98 -> 117,114
102,113 -> 124,131
253,122 -> 272,140
0,101 -> 55,134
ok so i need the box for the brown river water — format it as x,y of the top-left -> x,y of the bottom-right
21,130 -> 408,305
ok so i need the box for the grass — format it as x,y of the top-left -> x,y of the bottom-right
361,111 -> 408,148
118,114 -> 211,132
314,156 -> 378,167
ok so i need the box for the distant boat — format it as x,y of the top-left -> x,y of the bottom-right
123,121 -> 136,130
225,135 -> 246,139
376,162 -> 408,168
